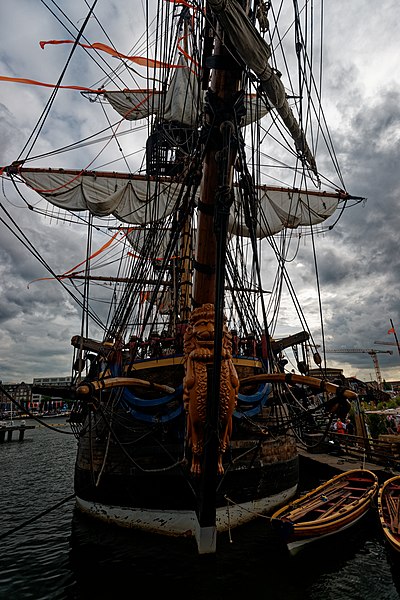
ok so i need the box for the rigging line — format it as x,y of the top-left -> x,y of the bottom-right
305,197 -> 328,362
98,101 -> 133,174
19,0 -> 99,162
264,228 -> 314,339
260,14 -> 343,189
16,123 -> 147,164
0,493 -> 76,542
27,201 -> 114,234
42,0 -> 134,92
225,256 -> 262,337
95,403 -> 186,474
0,386 -> 74,435
235,130 -> 271,340
272,0 -> 317,153
81,216 -> 94,360
0,200 -> 105,330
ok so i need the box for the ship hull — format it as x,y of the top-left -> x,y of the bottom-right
73,407 -> 299,551
71,353 -> 299,552
75,478 -> 298,537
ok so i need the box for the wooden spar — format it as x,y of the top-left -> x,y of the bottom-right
285,487 -> 348,522
240,372 -> 358,399
177,17 -> 193,326
57,275 -> 172,285
60,274 -> 261,293
9,166 -> 349,201
316,492 -> 353,520
76,377 -> 175,395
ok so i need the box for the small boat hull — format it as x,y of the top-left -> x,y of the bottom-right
271,469 -> 379,555
378,475 -> 400,555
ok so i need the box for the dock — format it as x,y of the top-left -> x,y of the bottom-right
0,422 -> 35,443
298,445 -> 398,485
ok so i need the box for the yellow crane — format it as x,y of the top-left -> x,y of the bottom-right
324,348 -> 393,390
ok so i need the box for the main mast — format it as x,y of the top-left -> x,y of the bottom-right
192,23 -> 241,305
190,7 -> 243,553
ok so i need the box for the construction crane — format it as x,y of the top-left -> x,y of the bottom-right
374,339 -> 400,357
324,348 -> 393,390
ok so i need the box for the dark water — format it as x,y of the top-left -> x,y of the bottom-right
1,421 -> 400,600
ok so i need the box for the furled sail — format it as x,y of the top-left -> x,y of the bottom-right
104,87 -> 270,126
104,89 -> 164,122
10,168 -> 342,237
14,169 -> 180,224
207,0 -> 317,173
104,56 -> 201,127
228,188 -> 340,237
102,59 -> 269,127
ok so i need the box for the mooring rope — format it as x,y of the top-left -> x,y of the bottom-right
0,493 -> 76,541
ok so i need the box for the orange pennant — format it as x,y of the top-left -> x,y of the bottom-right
40,40 -> 183,69
27,229 -> 134,286
0,74 -> 102,93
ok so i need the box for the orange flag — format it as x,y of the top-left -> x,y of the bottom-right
40,40 -> 183,69
0,74 -> 101,93
388,327 -> 395,334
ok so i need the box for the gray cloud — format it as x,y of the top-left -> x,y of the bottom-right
0,0 -> 399,384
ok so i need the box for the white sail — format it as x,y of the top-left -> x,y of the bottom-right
104,89 -> 164,122
16,168 -> 340,237
104,56 -> 201,126
103,56 -> 269,126
103,87 -> 269,127
229,188 -> 339,237
207,0 -> 317,172
18,170 -> 180,224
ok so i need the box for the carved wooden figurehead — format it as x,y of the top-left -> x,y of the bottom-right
183,303 -> 239,475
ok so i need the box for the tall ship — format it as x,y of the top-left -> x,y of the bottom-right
1,0 -> 363,553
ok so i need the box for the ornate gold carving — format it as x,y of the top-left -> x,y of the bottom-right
183,303 -> 239,475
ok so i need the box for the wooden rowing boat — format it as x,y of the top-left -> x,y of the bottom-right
270,469 -> 379,555
378,475 -> 400,555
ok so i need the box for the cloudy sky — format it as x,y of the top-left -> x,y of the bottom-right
0,0 -> 399,385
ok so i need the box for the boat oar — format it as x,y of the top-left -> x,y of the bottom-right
315,491 -> 353,520
284,486 -> 349,522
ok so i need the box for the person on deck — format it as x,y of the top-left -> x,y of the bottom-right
335,418 -> 345,435
345,417 -> 354,436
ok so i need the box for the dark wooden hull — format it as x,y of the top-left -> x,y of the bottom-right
72,355 -> 299,544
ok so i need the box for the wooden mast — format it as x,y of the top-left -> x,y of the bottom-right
192,32 -> 241,305
193,14 -> 242,553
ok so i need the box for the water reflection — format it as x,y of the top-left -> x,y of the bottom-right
68,509 -> 397,600
69,510 -> 301,599
1,422 -> 400,599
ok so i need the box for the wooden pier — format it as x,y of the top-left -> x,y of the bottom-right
0,423 -> 35,443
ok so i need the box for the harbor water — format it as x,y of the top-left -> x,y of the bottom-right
1,419 -> 400,600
